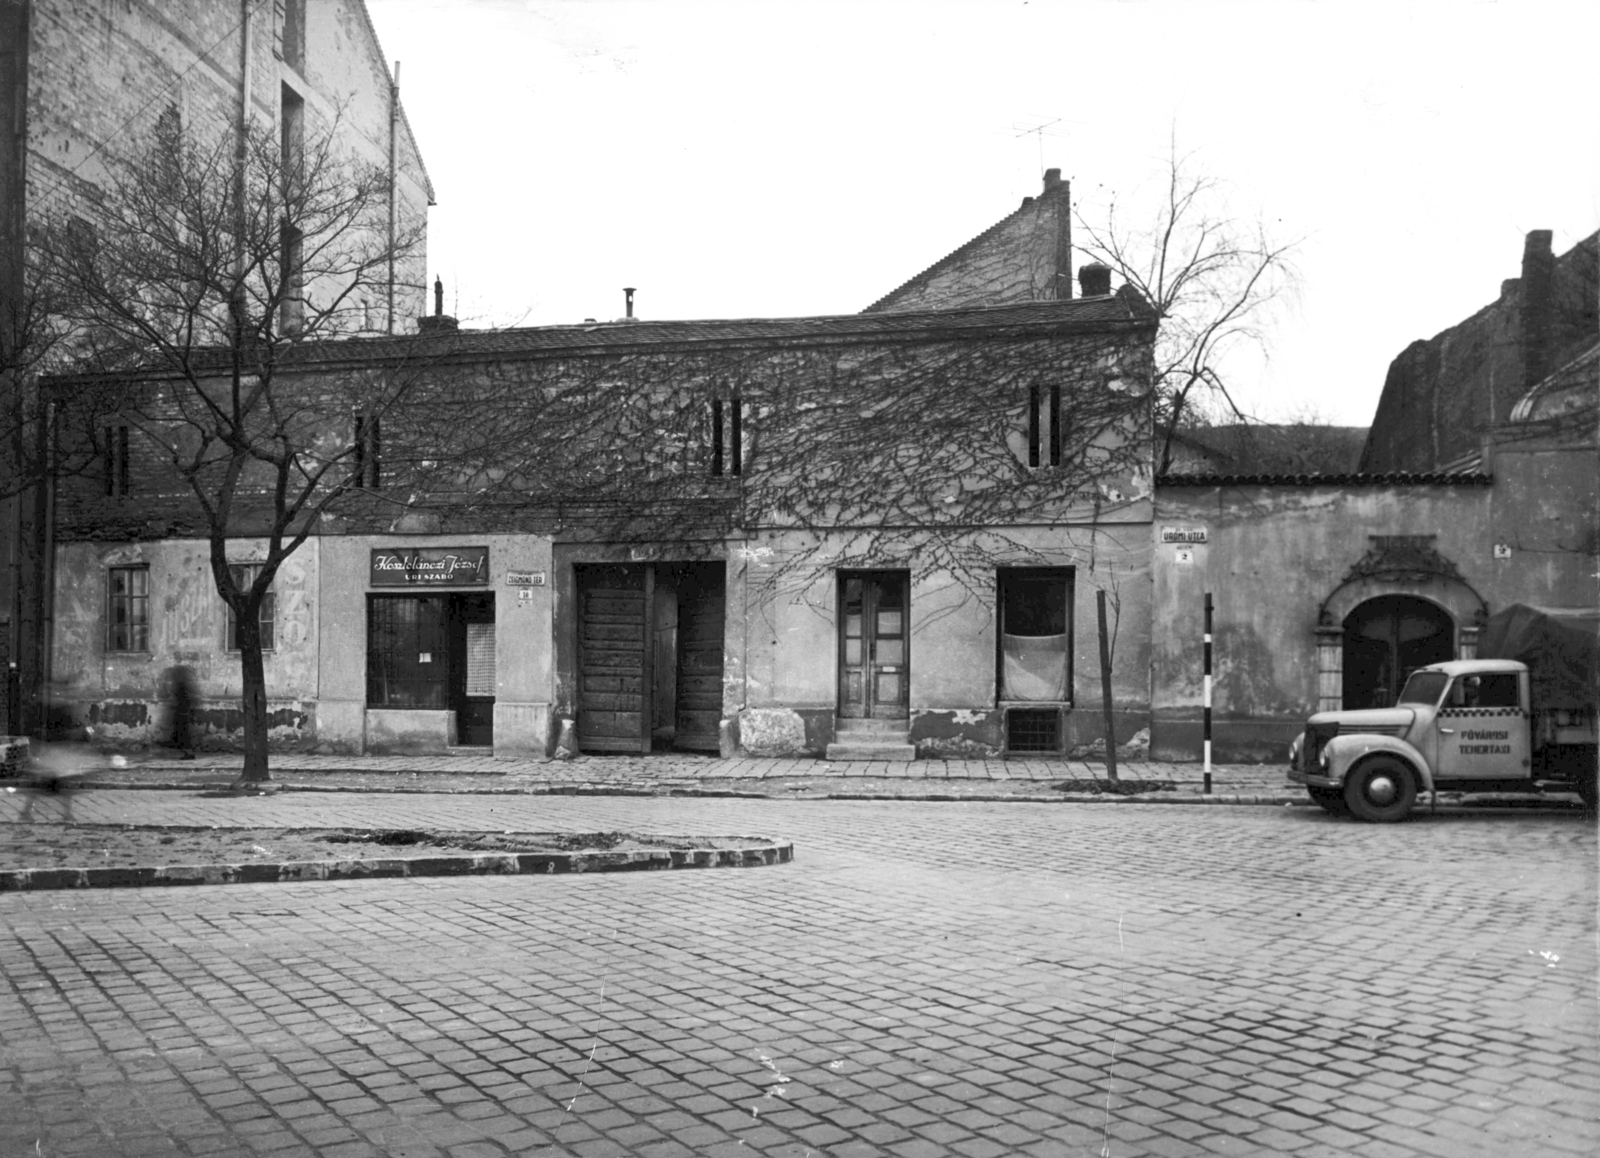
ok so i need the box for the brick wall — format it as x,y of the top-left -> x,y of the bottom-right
863,170 -> 1074,313
1361,231 -> 1598,472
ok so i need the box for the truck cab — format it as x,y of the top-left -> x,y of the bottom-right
1289,658 -> 1596,821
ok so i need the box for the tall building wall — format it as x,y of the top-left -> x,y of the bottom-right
2,0 -> 434,736
1360,231 -> 1598,473
22,0 -> 433,330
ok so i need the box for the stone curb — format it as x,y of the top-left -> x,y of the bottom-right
0,839 -> 794,892
39,779 -> 1586,810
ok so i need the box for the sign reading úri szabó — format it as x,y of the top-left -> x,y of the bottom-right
370,547 -> 490,585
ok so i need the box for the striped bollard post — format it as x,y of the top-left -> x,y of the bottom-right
1203,592 -> 1213,795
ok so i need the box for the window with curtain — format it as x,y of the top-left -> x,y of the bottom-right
998,568 -> 1073,702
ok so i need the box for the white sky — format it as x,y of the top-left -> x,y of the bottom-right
365,0 -> 1599,426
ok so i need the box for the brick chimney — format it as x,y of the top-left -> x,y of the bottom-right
417,274 -> 458,333
1519,230 -> 1553,390
1078,262 -> 1112,297
1040,168 -> 1072,301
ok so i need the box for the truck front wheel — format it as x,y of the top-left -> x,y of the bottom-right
1307,786 -> 1348,815
1344,756 -> 1417,823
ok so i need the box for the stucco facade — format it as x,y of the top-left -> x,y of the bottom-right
1152,355 -> 1598,761
41,283 -> 1160,760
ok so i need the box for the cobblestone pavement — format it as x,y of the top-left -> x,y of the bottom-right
2,790 -> 1595,1157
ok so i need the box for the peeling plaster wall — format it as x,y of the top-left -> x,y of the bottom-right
48,539 -> 320,746
1151,456 -> 1597,761
734,522 -> 1153,756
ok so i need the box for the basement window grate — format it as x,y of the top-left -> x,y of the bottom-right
1007,708 -> 1059,753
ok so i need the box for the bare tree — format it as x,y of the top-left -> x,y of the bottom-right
36,109 -> 434,783
1074,139 -> 1301,474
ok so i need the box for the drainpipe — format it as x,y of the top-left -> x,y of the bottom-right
235,0 -> 252,330
39,401 -> 54,735
388,61 -> 399,334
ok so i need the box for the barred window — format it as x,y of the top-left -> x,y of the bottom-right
108,566 -> 150,652
225,564 -> 276,651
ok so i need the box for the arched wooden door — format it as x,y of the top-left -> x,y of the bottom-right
1342,595 -> 1455,710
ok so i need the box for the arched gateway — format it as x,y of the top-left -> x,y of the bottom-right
1314,535 -> 1488,712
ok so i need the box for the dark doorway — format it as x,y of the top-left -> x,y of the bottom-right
1342,595 -> 1454,710
838,571 -> 910,720
448,593 -> 496,746
576,561 -> 726,754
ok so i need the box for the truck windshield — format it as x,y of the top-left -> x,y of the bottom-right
1397,671 -> 1449,705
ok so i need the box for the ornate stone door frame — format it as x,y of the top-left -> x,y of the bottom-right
1314,535 -> 1488,712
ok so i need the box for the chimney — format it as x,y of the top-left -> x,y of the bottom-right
1041,168 -> 1071,299
1078,262 -> 1112,297
622,286 -> 637,321
416,274 -> 458,333
1519,230 -> 1553,390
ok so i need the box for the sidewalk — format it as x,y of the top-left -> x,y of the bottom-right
43,747 -> 1309,802
9,746 -> 1583,808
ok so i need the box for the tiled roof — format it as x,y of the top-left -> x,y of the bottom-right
861,198 -> 1048,314
1156,471 -> 1494,487
51,296 -> 1156,382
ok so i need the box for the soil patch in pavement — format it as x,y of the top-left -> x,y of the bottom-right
1051,778 -> 1176,795
0,825 -> 743,871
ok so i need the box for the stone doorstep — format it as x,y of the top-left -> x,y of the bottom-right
822,743 -> 918,761
0,840 -> 796,892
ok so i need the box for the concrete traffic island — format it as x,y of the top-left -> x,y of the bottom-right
0,825 -> 793,891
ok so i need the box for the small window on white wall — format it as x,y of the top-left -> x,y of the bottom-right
226,564 -> 276,651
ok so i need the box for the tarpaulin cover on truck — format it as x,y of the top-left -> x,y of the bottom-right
1477,604 -> 1599,709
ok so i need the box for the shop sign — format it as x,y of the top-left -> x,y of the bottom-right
1161,526 -> 1208,544
370,547 -> 489,586
506,570 -> 547,586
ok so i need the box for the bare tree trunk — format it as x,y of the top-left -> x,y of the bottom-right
235,613 -> 270,782
1097,588 -> 1118,784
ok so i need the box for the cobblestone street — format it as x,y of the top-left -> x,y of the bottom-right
2,789 -> 1595,1157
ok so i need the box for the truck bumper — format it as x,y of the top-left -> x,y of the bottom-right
1287,765 -> 1341,789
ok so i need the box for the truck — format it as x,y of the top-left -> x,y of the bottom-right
1288,604 -> 1598,821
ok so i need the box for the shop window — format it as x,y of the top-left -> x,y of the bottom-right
225,564 -> 276,651
998,567 -> 1073,702
103,422 -> 130,497
367,595 -> 447,708
108,566 -> 149,652
710,396 -> 742,476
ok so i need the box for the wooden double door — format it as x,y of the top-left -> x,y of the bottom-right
576,562 -> 725,753
838,571 -> 909,719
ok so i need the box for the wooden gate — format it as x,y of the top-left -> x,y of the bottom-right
577,564 -> 651,753
674,563 -> 726,751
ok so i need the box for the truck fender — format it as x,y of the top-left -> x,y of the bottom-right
1323,734 -> 1434,797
